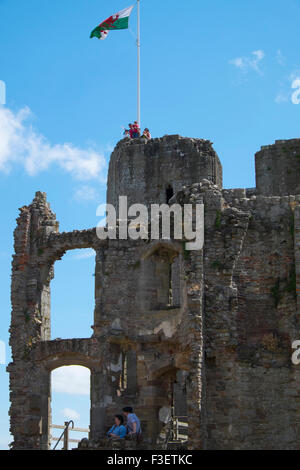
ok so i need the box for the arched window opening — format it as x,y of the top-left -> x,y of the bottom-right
140,248 -> 182,311
166,185 -> 174,203
51,248 -> 95,339
50,366 -> 91,450
112,347 -> 137,398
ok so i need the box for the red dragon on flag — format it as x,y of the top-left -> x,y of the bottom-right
90,6 -> 135,41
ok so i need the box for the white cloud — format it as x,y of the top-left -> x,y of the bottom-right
0,106 -> 107,180
275,91 -> 289,104
229,50 -> 265,74
252,50 -> 265,61
61,408 -> 80,421
74,185 -> 99,202
276,49 -> 286,66
230,57 -> 244,68
72,248 -> 95,260
52,366 -> 90,396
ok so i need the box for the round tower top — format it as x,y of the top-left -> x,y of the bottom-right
255,139 -> 300,196
107,135 -> 223,209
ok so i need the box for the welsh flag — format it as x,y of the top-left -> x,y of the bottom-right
90,5 -> 135,40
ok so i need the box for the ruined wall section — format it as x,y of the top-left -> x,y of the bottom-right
8,183 -> 207,449
94,240 -> 185,336
91,180 -> 208,447
93,235 -> 204,446
176,181 -> 300,449
231,195 -> 300,449
10,192 -> 58,347
8,192 -> 59,449
205,190 -> 300,449
172,180 -> 251,449
8,193 -> 108,450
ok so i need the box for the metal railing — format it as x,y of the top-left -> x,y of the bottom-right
163,415 -> 188,448
173,416 -> 188,441
51,421 -> 90,450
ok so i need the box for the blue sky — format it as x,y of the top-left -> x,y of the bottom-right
0,0 -> 300,449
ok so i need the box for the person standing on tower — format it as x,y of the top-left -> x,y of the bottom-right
132,121 -> 141,138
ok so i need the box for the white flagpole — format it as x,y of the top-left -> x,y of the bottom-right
137,0 -> 141,127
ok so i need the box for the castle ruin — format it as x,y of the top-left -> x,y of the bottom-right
8,135 -> 300,450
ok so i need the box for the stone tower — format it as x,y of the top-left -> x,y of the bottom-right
107,135 -> 222,209
256,139 -> 300,196
8,136 -> 300,450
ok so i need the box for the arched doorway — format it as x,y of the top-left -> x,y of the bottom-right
152,367 -> 189,448
50,365 -> 91,450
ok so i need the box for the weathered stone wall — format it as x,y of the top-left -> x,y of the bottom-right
203,188 -> 300,449
8,193 -> 109,449
92,232 -> 204,448
8,192 -> 58,449
256,139 -> 300,196
8,191 -> 203,449
8,136 -> 300,450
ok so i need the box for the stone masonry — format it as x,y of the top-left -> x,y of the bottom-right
8,135 -> 300,449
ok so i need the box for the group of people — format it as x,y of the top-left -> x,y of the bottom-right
124,121 -> 151,141
107,407 -> 141,440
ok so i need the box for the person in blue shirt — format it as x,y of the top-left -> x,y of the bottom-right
107,415 -> 127,439
122,407 -> 142,436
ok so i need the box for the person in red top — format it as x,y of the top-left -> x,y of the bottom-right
128,124 -> 135,139
125,122 -> 141,139
132,121 -> 141,138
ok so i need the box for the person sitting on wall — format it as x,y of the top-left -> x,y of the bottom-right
107,415 -> 127,439
122,407 -> 142,437
142,128 -> 151,140
123,127 -> 130,139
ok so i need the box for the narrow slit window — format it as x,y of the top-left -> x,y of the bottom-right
166,185 -> 174,203
119,352 -> 128,392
